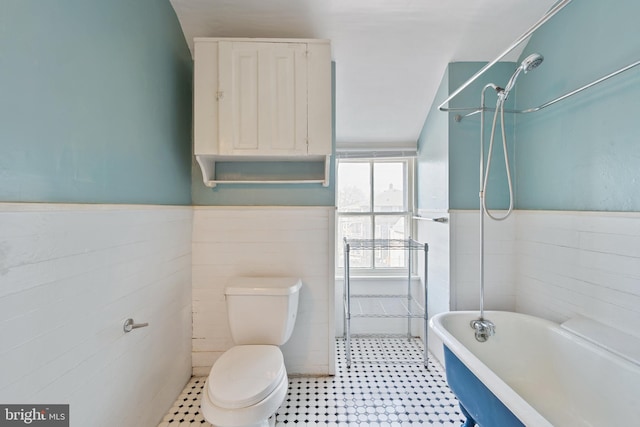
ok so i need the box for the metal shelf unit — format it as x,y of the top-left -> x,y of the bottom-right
343,238 -> 429,368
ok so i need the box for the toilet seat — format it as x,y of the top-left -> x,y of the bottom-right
208,345 -> 286,409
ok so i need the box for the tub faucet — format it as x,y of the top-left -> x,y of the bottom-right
470,318 -> 495,342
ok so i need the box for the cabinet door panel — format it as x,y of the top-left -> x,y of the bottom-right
268,44 -> 307,153
193,41 -> 219,155
307,43 -> 332,156
219,42 -> 259,152
219,41 -> 308,156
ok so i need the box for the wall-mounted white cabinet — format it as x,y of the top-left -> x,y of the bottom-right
194,38 -> 332,187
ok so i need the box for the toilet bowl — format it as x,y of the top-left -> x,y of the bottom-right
200,278 -> 302,427
201,346 -> 288,427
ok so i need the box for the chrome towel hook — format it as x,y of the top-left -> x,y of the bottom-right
123,318 -> 149,333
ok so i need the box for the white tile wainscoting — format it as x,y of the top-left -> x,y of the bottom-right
191,206 -> 336,377
3,204 -> 638,427
449,210 -> 640,340
415,210 -> 450,364
515,210 -> 640,341
0,203 -> 193,427
420,209 -> 640,364
449,210 -> 518,312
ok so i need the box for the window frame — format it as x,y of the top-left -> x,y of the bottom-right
336,157 -> 415,276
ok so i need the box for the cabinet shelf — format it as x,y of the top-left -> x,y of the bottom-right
346,294 -> 425,318
195,154 -> 331,188
345,238 -> 427,250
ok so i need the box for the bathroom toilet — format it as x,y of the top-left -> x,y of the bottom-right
200,277 -> 302,427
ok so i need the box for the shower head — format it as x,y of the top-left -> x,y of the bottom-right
521,53 -> 544,73
501,53 -> 544,100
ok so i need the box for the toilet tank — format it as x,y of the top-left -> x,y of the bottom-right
225,277 -> 302,345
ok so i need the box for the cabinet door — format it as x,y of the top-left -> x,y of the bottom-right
218,41 -> 308,156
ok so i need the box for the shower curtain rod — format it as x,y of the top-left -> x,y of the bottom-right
453,58 -> 640,122
437,0 -> 573,113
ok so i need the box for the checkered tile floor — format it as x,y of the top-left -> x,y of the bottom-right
158,338 -> 464,426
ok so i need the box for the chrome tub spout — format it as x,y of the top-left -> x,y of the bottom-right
470,318 -> 495,342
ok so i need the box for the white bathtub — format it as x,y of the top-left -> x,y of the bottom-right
430,311 -> 640,427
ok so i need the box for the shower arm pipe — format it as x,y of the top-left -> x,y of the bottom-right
478,83 -> 497,321
437,0 -> 572,113
455,58 -> 640,121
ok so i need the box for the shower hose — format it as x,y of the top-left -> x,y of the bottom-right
482,95 -> 514,221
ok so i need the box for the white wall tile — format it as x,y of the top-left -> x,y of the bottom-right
449,209 -> 640,342
413,210 -> 451,365
516,211 -> 640,340
0,203 -> 192,427
450,210 -> 517,312
191,206 -> 335,376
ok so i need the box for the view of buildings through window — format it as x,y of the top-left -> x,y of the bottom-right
337,159 -> 413,272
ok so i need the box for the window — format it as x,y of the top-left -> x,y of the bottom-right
337,158 -> 414,273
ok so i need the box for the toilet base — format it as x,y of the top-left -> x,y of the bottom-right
210,418 -> 272,427
237,415 -> 274,427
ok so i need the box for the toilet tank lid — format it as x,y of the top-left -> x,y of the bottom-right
225,277 -> 302,296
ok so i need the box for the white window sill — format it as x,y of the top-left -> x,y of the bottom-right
335,275 -> 421,282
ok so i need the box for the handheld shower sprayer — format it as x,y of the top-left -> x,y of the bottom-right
499,53 -> 544,101
483,53 -> 544,222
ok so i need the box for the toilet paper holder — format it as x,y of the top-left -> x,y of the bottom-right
123,318 -> 149,333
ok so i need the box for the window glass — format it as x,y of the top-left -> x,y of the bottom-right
374,216 -> 406,268
337,215 -> 372,268
373,162 -> 405,212
337,162 -> 370,212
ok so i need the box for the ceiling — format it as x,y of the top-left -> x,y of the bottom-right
169,0 -> 557,150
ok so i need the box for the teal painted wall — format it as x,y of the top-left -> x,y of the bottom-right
449,62 -> 516,210
417,62 -> 515,210
191,63 -> 336,207
417,68 -> 449,211
0,0 -> 193,205
515,0 -> 640,211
